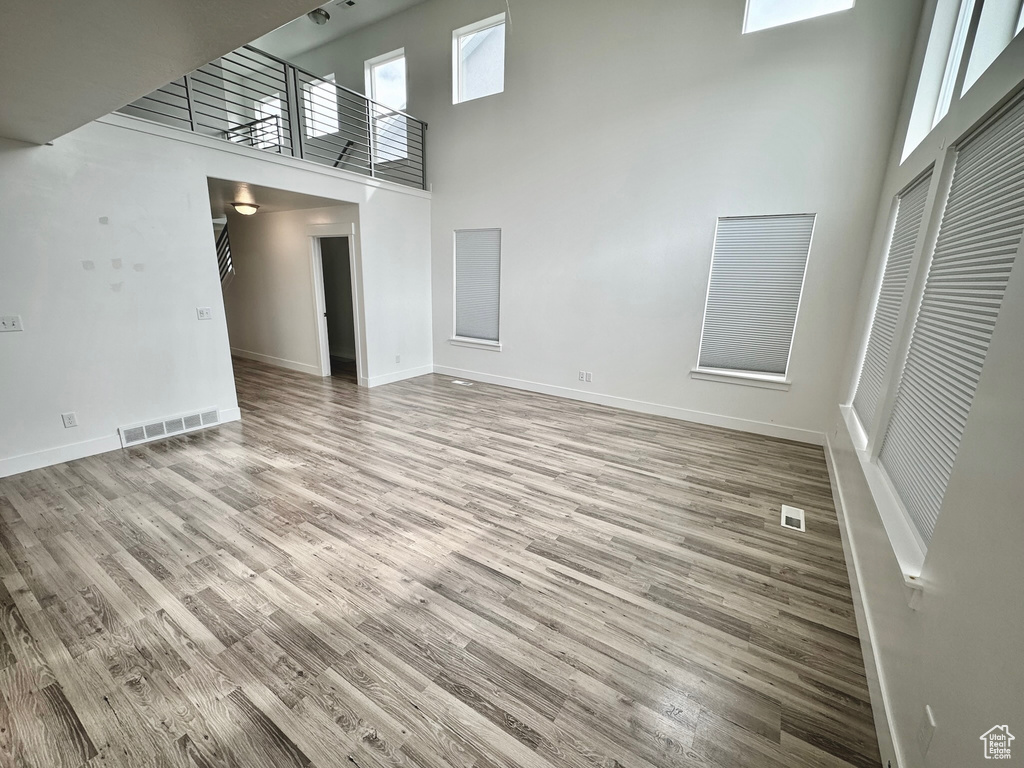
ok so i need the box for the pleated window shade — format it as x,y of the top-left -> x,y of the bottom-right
853,171 -> 933,430
879,93 -> 1024,546
455,228 -> 501,342
698,214 -> 815,376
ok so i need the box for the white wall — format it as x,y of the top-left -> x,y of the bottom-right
223,204 -> 359,376
0,113 -> 432,477
829,2 -> 1024,765
291,0 -> 923,443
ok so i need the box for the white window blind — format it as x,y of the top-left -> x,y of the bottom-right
697,214 -> 815,376
879,93 -> 1024,546
455,229 -> 501,342
853,171 -> 932,429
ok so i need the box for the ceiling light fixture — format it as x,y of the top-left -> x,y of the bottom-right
232,202 -> 260,216
307,8 -> 331,25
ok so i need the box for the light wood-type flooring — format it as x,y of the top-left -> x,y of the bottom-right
0,358 -> 879,768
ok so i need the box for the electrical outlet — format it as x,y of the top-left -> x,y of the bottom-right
61,412 -> 78,429
396,355 -> 401,364
585,372 -> 593,383
0,315 -> 23,332
196,307 -> 213,320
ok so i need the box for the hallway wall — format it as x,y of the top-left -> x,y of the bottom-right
0,114 -> 432,477
223,206 -> 358,376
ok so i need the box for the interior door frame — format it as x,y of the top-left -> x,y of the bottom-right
309,227 -> 367,385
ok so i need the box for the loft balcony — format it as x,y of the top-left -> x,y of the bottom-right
117,45 -> 427,190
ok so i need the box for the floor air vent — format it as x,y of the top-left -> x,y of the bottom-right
119,407 -> 220,448
781,505 -> 806,532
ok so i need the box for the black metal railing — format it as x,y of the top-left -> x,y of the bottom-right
216,225 -> 234,285
117,45 -> 427,190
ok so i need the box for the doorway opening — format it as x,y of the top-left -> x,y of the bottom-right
316,236 -> 359,382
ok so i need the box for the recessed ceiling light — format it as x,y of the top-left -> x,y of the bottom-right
232,202 -> 260,216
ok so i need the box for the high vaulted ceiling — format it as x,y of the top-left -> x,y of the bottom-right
252,0 -> 432,61
0,0 -> 324,145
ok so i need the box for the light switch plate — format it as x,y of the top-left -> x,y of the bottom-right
196,307 -> 213,320
0,315 -> 23,332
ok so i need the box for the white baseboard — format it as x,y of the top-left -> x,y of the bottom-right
219,407 -> 242,424
0,435 -> 123,479
0,407 -> 243,480
433,366 -> 824,445
824,431 -> 902,768
368,365 -> 434,388
231,348 -> 321,376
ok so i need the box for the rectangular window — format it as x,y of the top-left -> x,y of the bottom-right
879,93 -> 1024,547
453,14 -> 506,104
303,74 -> 338,138
454,229 -> 501,343
933,0 -> 977,127
852,171 -> 932,431
254,95 -> 284,151
365,49 -> 408,162
696,214 -> 815,378
743,0 -> 854,33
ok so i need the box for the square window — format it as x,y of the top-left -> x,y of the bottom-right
453,14 -> 506,104
743,0 -> 855,34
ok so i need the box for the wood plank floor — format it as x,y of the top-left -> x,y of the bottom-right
0,358 -> 879,768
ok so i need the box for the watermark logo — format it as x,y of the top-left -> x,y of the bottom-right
980,725 -> 1015,760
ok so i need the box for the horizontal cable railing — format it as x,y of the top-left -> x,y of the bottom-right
118,45 -> 427,190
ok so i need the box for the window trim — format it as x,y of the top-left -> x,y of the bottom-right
452,228 -> 502,346
694,213 -> 816,381
452,13 -> 506,104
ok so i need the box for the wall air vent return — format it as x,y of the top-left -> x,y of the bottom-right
119,407 -> 220,448
780,505 -> 806,532
122,426 -> 146,444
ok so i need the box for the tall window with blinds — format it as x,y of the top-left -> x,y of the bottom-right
879,93 -> 1024,547
454,229 -> 501,343
697,214 -> 815,377
853,171 -> 932,431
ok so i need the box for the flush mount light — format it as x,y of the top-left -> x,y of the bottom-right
307,8 -> 331,25
232,202 -> 260,216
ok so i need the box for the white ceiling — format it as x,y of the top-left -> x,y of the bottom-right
207,178 -> 353,219
0,0 -> 324,145
252,0 -> 432,62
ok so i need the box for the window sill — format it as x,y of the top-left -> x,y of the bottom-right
840,405 -> 927,587
448,337 -> 502,351
689,367 -> 791,391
